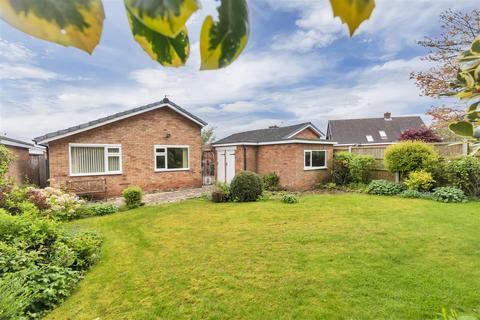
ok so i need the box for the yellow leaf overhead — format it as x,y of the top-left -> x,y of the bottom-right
330,0 -> 375,37
125,0 -> 199,38
127,7 -> 189,67
0,0 -> 104,54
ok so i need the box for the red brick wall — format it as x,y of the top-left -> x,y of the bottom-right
256,143 -> 333,190
5,145 -> 29,185
292,128 -> 321,139
47,107 -> 203,196
235,146 -> 258,173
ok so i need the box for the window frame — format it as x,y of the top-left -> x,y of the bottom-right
378,130 -> 388,139
68,143 -> 122,177
154,145 -> 190,172
304,149 -> 327,171
366,135 -> 374,142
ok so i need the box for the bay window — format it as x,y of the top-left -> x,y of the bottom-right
155,145 -> 189,171
69,144 -> 122,176
304,150 -> 327,170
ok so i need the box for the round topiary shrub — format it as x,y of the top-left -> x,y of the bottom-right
384,141 -> 439,179
230,171 -> 264,202
122,186 -> 143,209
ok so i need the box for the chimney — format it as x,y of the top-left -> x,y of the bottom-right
269,125 -> 279,129
384,112 -> 392,120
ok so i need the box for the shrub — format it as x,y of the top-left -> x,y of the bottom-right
332,152 -> 353,185
211,191 -> 228,203
81,203 -> 119,217
367,180 -> 405,196
349,155 -> 376,183
281,193 -> 299,204
262,172 -> 281,191
0,212 -> 102,318
432,186 -> 467,203
0,144 -> 14,185
42,187 -> 85,221
211,182 -> 230,203
446,156 -> 480,197
230,171 -> 263,202
122,186 -> 143,209
399,189 -> 433,200
399,127 -> 442,143
404,170 -> 435,191
384,141 -> 439,178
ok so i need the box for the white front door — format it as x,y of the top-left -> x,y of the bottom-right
216,147 -> 236,183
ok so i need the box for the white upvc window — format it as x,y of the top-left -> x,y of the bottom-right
366,135 -> 374,142
154,145 -> 190,171
379,130 -> 388,139
304,150 -> 327,170
69,144 -> 122,176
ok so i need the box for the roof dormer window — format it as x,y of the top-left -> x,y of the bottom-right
379,130 -> 387,139
366,135 -> 374,142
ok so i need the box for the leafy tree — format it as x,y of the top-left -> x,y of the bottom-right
201,126 -> 215,146
411,9 -> 479,135
0,0 -> 375,70
411,9 -> 480,97
399,128 -> 442,143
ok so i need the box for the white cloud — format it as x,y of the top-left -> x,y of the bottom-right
0,38 -> 35,62
0,63 -> 58,80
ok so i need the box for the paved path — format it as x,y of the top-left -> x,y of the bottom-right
109,185 -> 213,206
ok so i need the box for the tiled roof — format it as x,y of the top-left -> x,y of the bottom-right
213,122 -> 325,145
0,135 -> 34,149
327,116 -> 425,144
34,98 -> 207,144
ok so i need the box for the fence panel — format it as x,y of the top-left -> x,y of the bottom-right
27,154 -> 47,187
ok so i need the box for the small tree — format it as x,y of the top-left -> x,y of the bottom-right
201,126 -> 215,146
399,128 -> 442,143
384,141 -> 439,179
349,155 -> 376,184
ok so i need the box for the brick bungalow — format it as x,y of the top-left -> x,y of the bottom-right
34,98 -> 207,196
0,136 -> 33,185
212,123 -> 336,190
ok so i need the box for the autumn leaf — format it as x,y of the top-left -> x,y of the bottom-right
200,0 -> 249,70
0,0 -> 104,54
330,0 -> 375,36
125,0 -> 199,38
126,6 -> 189,67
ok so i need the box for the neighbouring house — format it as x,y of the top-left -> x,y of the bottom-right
34,98 -> 207,197
212,122 -> 336,190
326,112 -> 426,145
0,135 -> 46,185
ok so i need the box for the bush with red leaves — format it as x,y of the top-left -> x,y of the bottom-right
399,128 -> 442,143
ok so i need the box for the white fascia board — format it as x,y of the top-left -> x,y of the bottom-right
1,140 -> 33,149
36,103 -> 206,144
212,140 -> 337,147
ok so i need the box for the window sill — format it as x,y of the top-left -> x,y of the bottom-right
304,167 -> 327,171
69,172 -> 123,177
154,168 -> 191,172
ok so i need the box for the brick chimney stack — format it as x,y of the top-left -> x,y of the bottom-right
384,112 -> 392,120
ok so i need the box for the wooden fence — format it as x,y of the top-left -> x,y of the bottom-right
333,142 -> 471,181
27,154 -> 48,187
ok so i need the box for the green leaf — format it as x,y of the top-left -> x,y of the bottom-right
200,0 -> 249,70
125,0 -> 199,38
126,6 -> 189,67
467,101 -> 480,112
466,110 -> 479,121
449,121 -> 474,137
471,36 -> 480,54
0,0 -> 104,54
329,0 -> 375,37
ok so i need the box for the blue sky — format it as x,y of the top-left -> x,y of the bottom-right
0,0 -> 478,142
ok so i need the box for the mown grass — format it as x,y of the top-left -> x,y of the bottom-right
47,194 -> 480,320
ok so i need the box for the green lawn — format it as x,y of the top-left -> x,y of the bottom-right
47,194 -> 480,320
